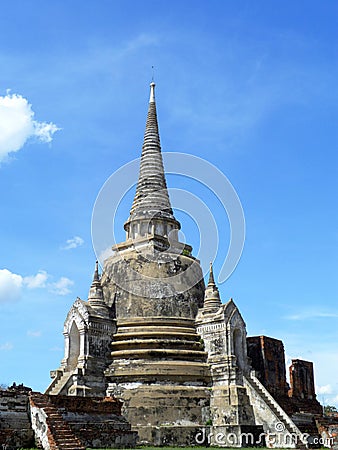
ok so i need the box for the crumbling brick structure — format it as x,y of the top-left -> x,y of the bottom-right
0,385 -> 136,449
0,385 -> 34,449
289,359 -> 316,400
247,335 -> 289,398
288,359 -> 322,415
247,337 -> 322,417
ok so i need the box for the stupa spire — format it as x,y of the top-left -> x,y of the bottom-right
203,262 -> 221,312
88,260 -> 104,306
208,261 -> 215,285
93,260 -> 99,281
124,82 -> 180,242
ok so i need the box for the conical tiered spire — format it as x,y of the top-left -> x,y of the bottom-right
203,263 -> 221,312
208,261 -> 215,285
88,261 -> 104,306
124,82 -> 180,242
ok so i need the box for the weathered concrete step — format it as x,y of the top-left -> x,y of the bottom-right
55,441 -> 83,446
57,442 -> 86,450
53,431 -> 74,436
54,439 -> 84,445
53,430 -> 74,435
54,437 -> 75,441
56,445 -> 85,450
56,447 -> 85,450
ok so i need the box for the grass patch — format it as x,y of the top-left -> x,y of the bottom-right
22,446 -> 265,450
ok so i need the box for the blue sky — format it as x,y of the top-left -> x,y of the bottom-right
0,0 -> 337,405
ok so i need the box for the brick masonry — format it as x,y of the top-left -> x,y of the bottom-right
0,387 -> 137,449
0,387 -> 34,449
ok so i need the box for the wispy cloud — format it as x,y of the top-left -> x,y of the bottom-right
23,270 -> 48,289
0,268 -> 74,302
49,277 -> 74,296
0,342 -> 13,351
0,91 -> 60,163
62,236 -> 84,250
284,309 -> 338,321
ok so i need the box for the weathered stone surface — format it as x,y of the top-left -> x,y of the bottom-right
46,270 -> 115,397
244,373 -> 304,449
0,388 -> 34,449
102,249 -> 205,316
106,384 -> 210,445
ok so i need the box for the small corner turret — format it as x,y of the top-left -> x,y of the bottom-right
88,260 -> 104,307
202,262 -> 222,313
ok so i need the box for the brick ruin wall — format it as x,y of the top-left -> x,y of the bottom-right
47,395 -> 137,448
0,389 -> 35,449
247,335 -> 289,398
247,336 -> 322,416
0,388 -> 137,449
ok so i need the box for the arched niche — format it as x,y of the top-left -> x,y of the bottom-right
68,321 -> 80,369
233,328 -> 245,369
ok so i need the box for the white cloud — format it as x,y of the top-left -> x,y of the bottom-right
50,277 -> 74,296
0,268 -> 23,302
27,330 -> 42,337
317,384 -> 333,395
34,121 -> 59,143
62,236 -> 84,250
0,92 -> 60,163
0,268 -> 74,301
0,342 -> 13,351
23,270 -> 48,289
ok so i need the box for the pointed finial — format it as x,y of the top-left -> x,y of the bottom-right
151,65 -> 155,82
149,81 -> 156,103
203,262 -> 221,312
94,260 -> 99,281
208,262 -> 215,285
88,260 -> 104,306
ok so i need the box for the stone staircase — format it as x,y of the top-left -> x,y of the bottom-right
244,371 -> 306,448
46,371 -> 73,396
30,392 -> 85,450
